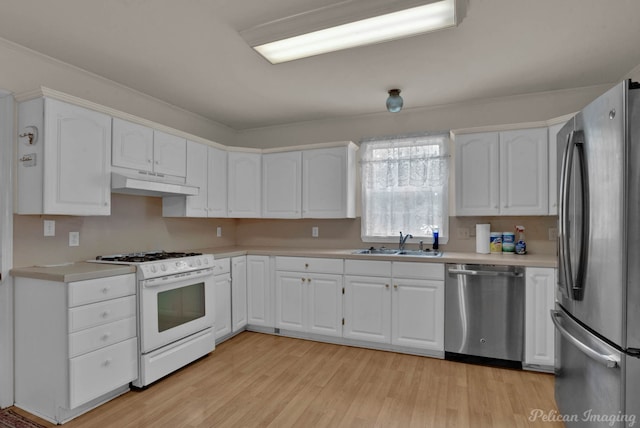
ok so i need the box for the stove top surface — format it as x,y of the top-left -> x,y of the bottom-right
95,251 -> 203,263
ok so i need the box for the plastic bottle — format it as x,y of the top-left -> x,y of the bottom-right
432,227 -> 439,250
515,225 -> 527,255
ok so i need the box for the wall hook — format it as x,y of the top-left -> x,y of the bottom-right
19,126 -> 38,145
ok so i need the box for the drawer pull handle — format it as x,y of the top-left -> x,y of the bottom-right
101,310 -> 111,318
102,287 -> 109,294
103,358 -> 112,367
101,333 -> 111,341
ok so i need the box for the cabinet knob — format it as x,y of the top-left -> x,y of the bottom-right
385,284 -> 389,289
101,310 -> 110,318
101,333 -> 111,341
103,358 -> 112,367
147,159 -> 152,163
102,287 -> 109,294
305,263 -> 309,268
307,278 -> 311,282
301,278 -> 306,282
394,284 -> 398,289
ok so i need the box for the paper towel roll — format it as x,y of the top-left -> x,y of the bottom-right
476,224 -> 490,254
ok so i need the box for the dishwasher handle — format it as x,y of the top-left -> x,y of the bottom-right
447,268 -> 524,278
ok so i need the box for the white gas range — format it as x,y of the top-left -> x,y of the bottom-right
90,251 -> 216,387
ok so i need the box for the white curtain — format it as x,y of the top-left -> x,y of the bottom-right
360,133 -> 449,242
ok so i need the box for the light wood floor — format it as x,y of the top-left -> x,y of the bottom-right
17,332 -> 563,428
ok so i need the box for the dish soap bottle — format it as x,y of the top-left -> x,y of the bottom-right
515,225 -> 526,255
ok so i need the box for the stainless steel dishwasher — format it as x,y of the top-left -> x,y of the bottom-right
445,264 -> 525,368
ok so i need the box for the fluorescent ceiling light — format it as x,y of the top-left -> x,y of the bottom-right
251,0 -> 457,64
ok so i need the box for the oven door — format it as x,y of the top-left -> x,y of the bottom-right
140,268 -> 214,353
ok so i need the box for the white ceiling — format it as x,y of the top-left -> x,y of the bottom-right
0,0 -> 639,130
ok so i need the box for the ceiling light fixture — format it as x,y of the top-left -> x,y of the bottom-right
242,0 -> 460,64
386,89 -> 404,113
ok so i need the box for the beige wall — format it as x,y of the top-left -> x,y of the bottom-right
13,194 -> 236,267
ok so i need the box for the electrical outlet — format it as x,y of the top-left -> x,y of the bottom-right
549,227 -> 558,241
69,231 -> 80,247
312,226 -> 319,238
43,220 -> 55,237
216,226 -> 222,237
456,227 -> 470,240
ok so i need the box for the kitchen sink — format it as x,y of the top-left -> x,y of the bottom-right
352,247 -> 443,257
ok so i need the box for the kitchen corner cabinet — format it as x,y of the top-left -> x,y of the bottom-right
14,274 -> 137,424
275,257 -> 344,337
112,118 -> 186,178
547,122 -> 566,215
17,97 -> 112,215
231,256 -> 248,332
247,255 -> 273,328
213,258 -> 232,341
524,267 -> 556,369
302,144 -> 357,218
228,151 -> 262,218
262,151 -> 302,218
455,128 -> 548,216
162,142 -> 228,218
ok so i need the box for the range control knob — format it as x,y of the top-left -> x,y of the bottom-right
203,258 -> 209,265
150,265 -> 157,273
161,264 -> 167,272
196,259 -> 202,266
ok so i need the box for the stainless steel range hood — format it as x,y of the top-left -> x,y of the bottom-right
111,172 -> 199,197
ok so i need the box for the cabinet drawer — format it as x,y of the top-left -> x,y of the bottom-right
276,257 -> 343,274
213,258 -> 230,275
68,296 -> 136,333
392,262 -> 444,280
345,259 -> 391,277
69,337 -> 138,409
69,316 -> 137,358
68,274 -> 136,307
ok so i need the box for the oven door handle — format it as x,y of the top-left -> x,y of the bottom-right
142,268 -> 214,288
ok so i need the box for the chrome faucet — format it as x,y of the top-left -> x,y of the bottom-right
399,231 -> 413,251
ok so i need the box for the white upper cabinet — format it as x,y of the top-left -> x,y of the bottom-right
112,118 -> 186,178
162,142 -> 227,218
262,151 -> 302,218
17,97 -> 111,215
455,128 -> 548,216
499,128 -> 548,215
228,151 -> 261,218
455,132 -> 500,215
548,122 -> 566,215
302,144 -> 357,218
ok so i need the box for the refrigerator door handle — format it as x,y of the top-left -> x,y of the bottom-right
558,130 -> 588,300
551,310 -> 619,368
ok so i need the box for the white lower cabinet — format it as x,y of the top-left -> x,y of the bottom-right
344,260 -> 445,353
247,255 -> 273,328
275,257 -> 343,337
231,256 -> 248,332
524,267 -> 556,369
213,258 -> 232,341
14,273 -> 138,424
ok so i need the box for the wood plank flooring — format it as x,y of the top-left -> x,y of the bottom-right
16,332 -> 563,427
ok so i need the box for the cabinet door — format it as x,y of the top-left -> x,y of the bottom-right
247,256 -> 273,328
228,152 -> 261,218
153,130 -> 186,177
302,146 -> 354,218
307,273 -> 343,337
262,151 -> 302,218
499,128 -> 548,215
548,122 -> 565,215
112,118 -> 153,172
207,146 -> 228,217
275,272 -> 306,332
44,99 -> 111,215
391,278 -> 444,351
455,132 -> 500,215
343,275 -> 391,343
214,273 -> 232,340
525,267 -> 556,367
231,256 -> 247,332
184,141 -> 208,217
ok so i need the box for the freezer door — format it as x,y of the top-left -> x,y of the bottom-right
553,306 -> 625,427
558,81 -> 627,348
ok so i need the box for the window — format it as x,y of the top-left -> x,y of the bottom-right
360,132 -> 449,243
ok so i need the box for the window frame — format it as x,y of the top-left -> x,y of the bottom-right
359,132 -> 450,245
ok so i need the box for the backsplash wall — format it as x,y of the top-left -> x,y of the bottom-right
13,194 -> 236,267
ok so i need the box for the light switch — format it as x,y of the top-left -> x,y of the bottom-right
216,227 -> 222,237
312,226 -> 319,238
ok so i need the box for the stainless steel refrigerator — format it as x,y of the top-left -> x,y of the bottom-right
554,79 -> 640,427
